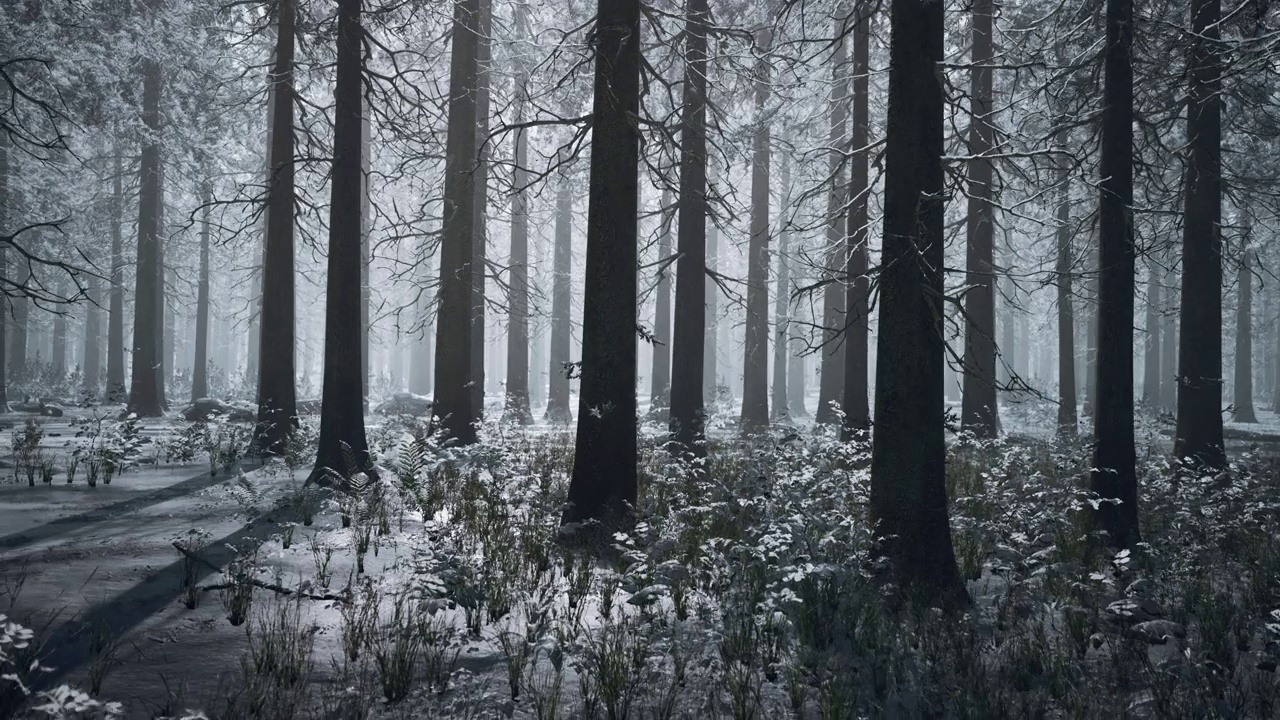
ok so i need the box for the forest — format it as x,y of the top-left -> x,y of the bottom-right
2,0 -> 1280,716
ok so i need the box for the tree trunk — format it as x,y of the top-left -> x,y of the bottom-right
360,102 -> 372,405
1233,244 -> 1256,422
771,154 -> 790,422
246,44 -> 275,393
0,131 -> 8,408
470,0 -> 492,419
156,159 -> 169,411
545,169 -> 573,423
870,0 -> 966,605
83,264 -> 101,398
409,248 -> 433,396
1173,0 -> 1225,467
702,224 -> 717,404
669,0 -> 710,457
127,52 -> 164,417
842,12 -> 871,439
254,0 -> 299,454
564,0 -> 641,525
816,27 -> 849,426
192,182 -> 211,401
504,44 -> 532,425
1161,266 -> 1178,412
740,26 -> 772,434
52,281 -> 66,380
312,0 -> 376,482
433,0 -> 481,444
106,149 -> 125,403
649,190 -> 673,415
1142,263 -> 1161,405
1055,130 -> 1077,437
1084,249 -> 1098,418
788,280 -> 808,417
1090,0 -> 1139,547
960,0 -> 999,438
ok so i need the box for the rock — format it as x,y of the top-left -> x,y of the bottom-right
374,392 -> 433,416
1107,597 -> 1162,624
182,398 -> 255,422
1126,578 -> 1154,598
1127,620 -> 1185,644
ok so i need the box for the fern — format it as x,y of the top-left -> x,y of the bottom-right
230,470 -> 262,510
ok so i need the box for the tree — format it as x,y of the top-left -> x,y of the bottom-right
1173,0 -> 1225,468
311,0 -> 375,482
649,190 -> 673,416
1233,239 -> 1256,422
254,0 -> 299,455
770,156 -> 790,423
841,9 -> 871,439
545,166 -> 573,424
1054,128 -> 1077,437
504,3 -> 533,426
1090,0 -> 1139,547
563,0 -> 641,525
433,0 -> 481,445
471,0 -> 493,419
0,132 -> 8,409
127,44 -> 164,418
192,182 -> 211,401
815,25 -> 848,426
106,148 -> 125,403
870,0 -> 966,605
1142,263 -> 1161,404
740,24 -> 771,434
669,0 -> 710,457
960,0 -> 999,439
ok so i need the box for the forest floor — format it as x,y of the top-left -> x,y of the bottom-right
2,395 -> 1280,719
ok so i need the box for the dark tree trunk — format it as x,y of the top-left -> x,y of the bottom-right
564,0 -> 641,524
504,54 -> 532,425
1083,248 -> 1098,417
740,26 -> 772,434
788,283 -> 808,417
254,0 -> 299,454
1055,131 -> 1077,437
127,53 -> 164,417
360,106 -> 371,405
1161,266 -> 1178,412
1274,286 -> 1280,414
870,0 -> 966,605
52,282 -> 66,380
192,182 -> 211,401
1234,245 -> 1256,422
960,0 -> 998,438
471,0 -> 492,419
1143,264 -> 1161,405
246,48 -> 274,394
545,170 -> 573,423
649,190 -> 673,415
1173,0 -> 1225,467
1090,0 -> 1139,547
83,267 -> 101,397
156,159 -> 168,411
816,27 -> 848,426
433,0 -> 480,444
312,0 -> 376,482
841,12 -> 870,439
702,225 -> 717,404
771,154 -> 791,422
669,0 -> 710,456
0,132 -> 7,408
106,149 -> 125,403
10,283 -> 26,390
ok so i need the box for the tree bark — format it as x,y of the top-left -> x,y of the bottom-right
740,26 -> 772,434
1160,265 -> 1178,412
0,131 -> 8,408
841,11 -> 871,439
1055,130 -> 1077,437
1142,263 -> 1161,405
409,249 -> 433,396
504,38 -> 532,425
870,0 -> 966,605
1233,243 -> 1256,422
312,0 -> 376,482
669,0 -> 710,457
1173,0 -> 1225,467
192,182 -> 211,401
433,0 -> 480,444
960,0 -> 999,438
156,159 -> 168,411
360,101 -> 372,405
106,148 -> 125,403
816,27 -> 848,426
127,51 -> 164,417
771,154 -> 791,422
52,280 -> 66,380
564,0 -> 641,525
545,169 -> 573,423
702,224 -> 717,404
649,190 -> 673,415
1090,0 -> 1139,547
470,0 -> 492,419
254,0 -> 299,454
